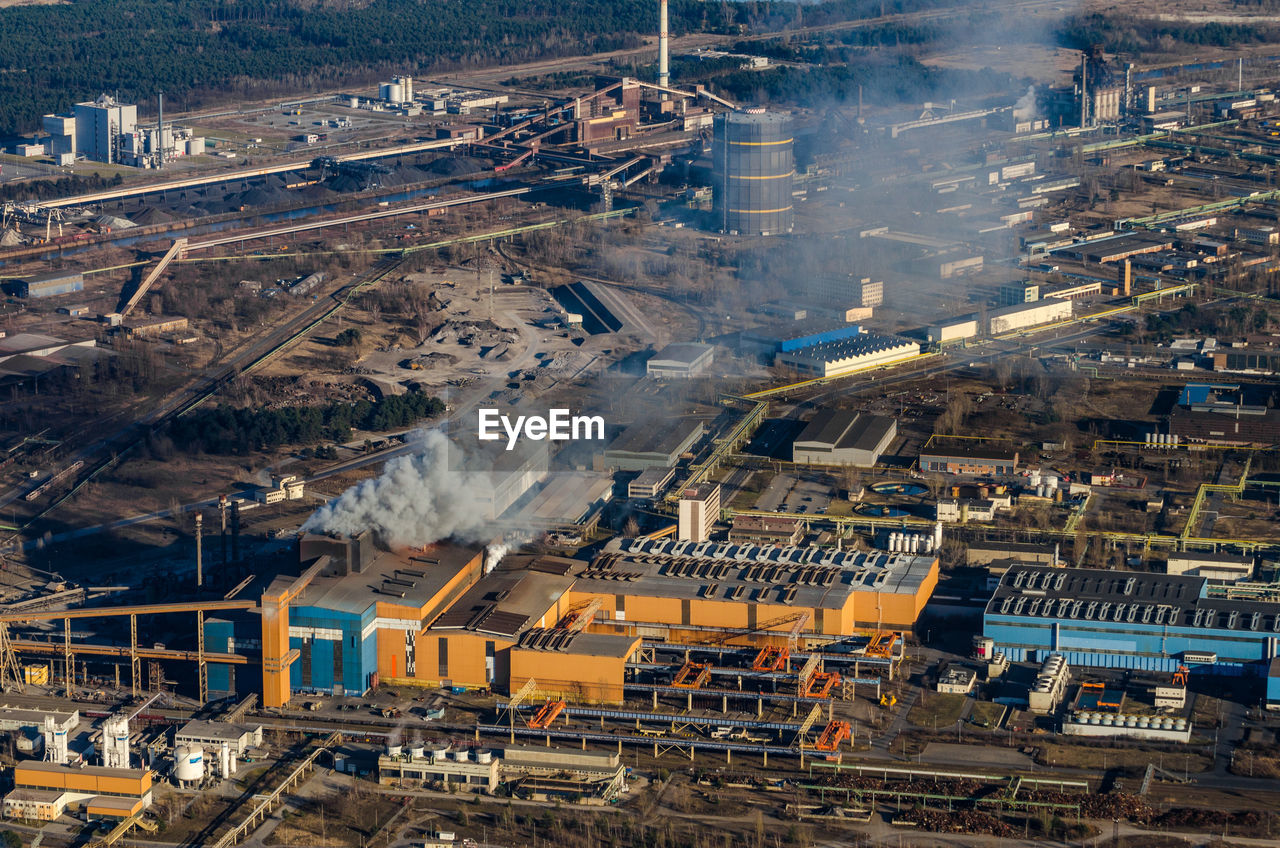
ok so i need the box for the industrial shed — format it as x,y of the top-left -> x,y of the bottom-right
791,409 -> 896,466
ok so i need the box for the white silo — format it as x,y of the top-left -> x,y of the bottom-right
102,715 -> 130,770
174,745 -> 205,786
395,76 -> 414,103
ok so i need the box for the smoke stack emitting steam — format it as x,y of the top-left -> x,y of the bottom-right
658,0 -> 670,93
303,429 -> 514,551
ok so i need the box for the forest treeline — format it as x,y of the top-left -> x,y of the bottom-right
0,0 -> 974,135
167,391 -> 445,454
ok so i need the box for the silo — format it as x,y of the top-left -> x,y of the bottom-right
174,745 -> 205,786
712,109 -> 794,236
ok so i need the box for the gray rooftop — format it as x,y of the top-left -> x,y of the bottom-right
795,409 -> 894,452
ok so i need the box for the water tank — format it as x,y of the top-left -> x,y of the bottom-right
1138,717 -> 1151,728
1101,717 -> 1114,726
712,110 -> 794,236
1174,718 -> 1187,730
476,749 -> 493,764
1125,716 -> 1137,728
1088,716 -> 1100,725
175,745 -> 205,784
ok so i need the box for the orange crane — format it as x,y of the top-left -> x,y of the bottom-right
813,720 -> 851,753
528,698 -> 566,729
866,631 -> 898,659
752,645 -> 790,672
1172,665 -> 1189,687
804,671 -> 841,699
671,661 -> 712,689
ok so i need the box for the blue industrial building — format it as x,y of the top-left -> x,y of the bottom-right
983,565 -> 1280,681
6,270 -> 84,299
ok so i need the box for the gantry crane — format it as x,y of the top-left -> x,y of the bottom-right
0,598 -> 255,701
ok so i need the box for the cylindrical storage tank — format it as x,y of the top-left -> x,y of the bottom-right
712,110 -> 794,236
476,749 -> 493,764
1030,471 -> 1042,487
386,744 -> 402,758
1101,717 -> 1114,726
1138,717 -> 1150,728
175,745 -> 205,784
1089,716 -> 1100,725
1175,718 -> 1187,730
453,748 -> 470,762
431,745 -> 449,760
1125,716 -> 1138,728
409,745 -> 425,760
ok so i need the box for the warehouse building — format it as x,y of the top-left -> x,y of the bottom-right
599,418 -> 704,471
1165,552 -> 1254,582
174,721 -> 263,759
927,316 -> 980,344
646,343 -> 715,379
920,442 -> 1019,475
983,565 -> 1280,675
791,409 -> 896,466
379,746 -> 500,792
503,747 -> 627,803
775,331 -> 919,378
6,270 -> 83,299
988,299 -> 1072,334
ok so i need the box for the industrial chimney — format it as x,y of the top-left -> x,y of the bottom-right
658,0 -> 670,95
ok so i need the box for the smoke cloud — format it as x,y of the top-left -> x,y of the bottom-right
302,429 -> 495,547
1013,85 -> 1037,121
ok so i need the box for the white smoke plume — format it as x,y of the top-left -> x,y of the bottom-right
1013,85 -> 1037,121
303,429 -> 495,547
484,544 -> 509,574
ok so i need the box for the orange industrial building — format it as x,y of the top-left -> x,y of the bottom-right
5,762 -> 153,821
208,535 -> 937,708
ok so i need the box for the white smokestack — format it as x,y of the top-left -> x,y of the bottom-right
658,0 -> 670,94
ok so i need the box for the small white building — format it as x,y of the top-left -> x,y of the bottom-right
936,666 -> 977,695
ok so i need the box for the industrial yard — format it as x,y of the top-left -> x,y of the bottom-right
6,0 -> 1280,845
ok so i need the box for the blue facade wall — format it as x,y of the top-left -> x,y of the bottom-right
985,614 -> 1277,674
204,619 -> 235,694
288,605 -> 376,696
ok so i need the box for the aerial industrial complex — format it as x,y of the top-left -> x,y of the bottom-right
8,0 -> 1280,844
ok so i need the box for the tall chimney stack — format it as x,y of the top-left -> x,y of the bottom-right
157,92 -> 164,169
195,512 -> 203,589
658,0 -> 670,97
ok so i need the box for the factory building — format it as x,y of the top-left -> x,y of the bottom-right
599,418 -> 704,471
173,721 -> 263,759
7,270 -> 84,299
206,535 -> 487,699
1165,552 -> 1254,583
919,442 -> 1019,475
775,331 -> 920,378
987,299 -> 1072,334
677,483 -> 720,542
510,471 -> 613,533
927,317 -> 979,345
712,110 -> 793,236
502,747 -> 628,802
983,565 -> 1280,675
791,409 -> 896,467
572,540 -> 939,641
425,556 -> 642,703
728,515 -> 804,546
379,745 -> 499,792
5,762 -> 153,822
628,466 -> 675,499
1167,383 -> 1280,446
41,113 -> 76,156
74,95 -> 137,164
646,342 -> 715,379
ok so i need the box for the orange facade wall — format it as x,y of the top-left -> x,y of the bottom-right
409,631 -> 515,690
508,640 -> 639,705
15,767 -> 150,797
